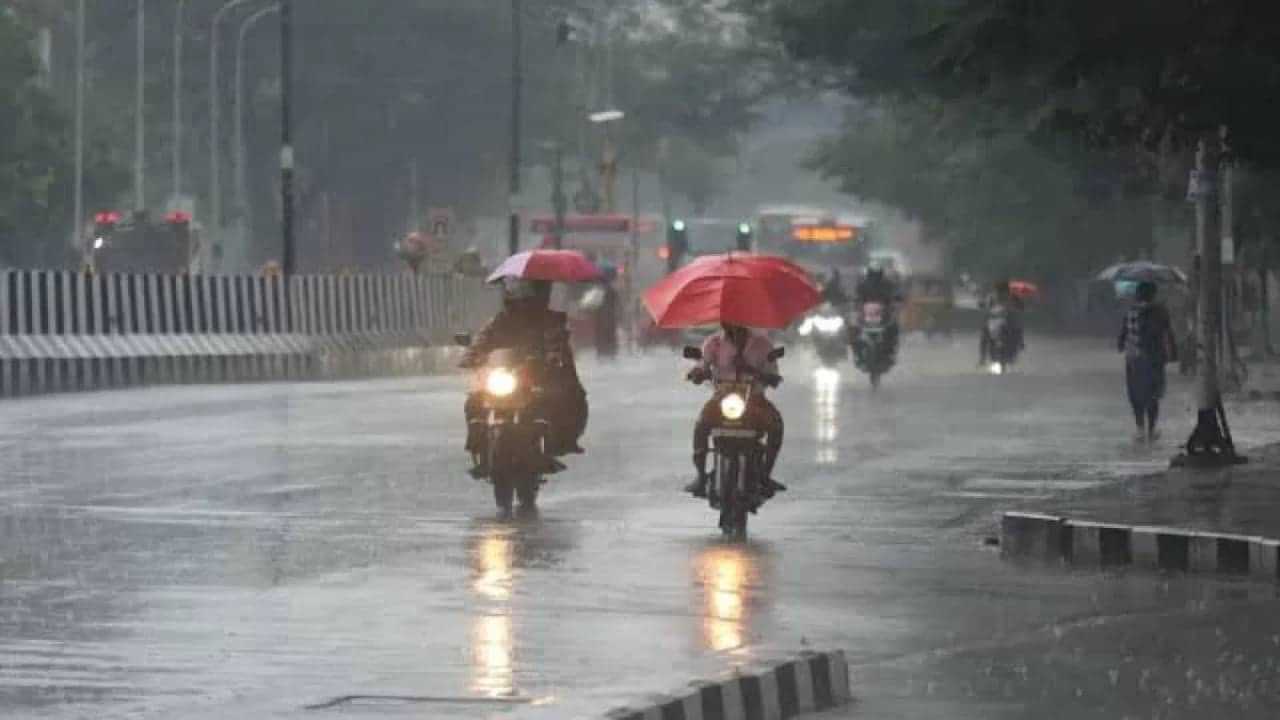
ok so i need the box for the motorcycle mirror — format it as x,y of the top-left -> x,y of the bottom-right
768,347 -> 785,361
682,346 -> 703,361
454,333 -> 472,347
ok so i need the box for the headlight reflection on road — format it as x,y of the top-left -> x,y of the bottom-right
696,546 -> 753,654
471,614 -> 515,697
473,532 -> 515,601
814,368 -> 841,464
470,529 -> 517,697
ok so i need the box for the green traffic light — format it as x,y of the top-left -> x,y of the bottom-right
737,222 -> 751,235
672,219 -> 686,232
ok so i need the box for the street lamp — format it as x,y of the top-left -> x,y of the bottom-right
589,109 -> 624,214
72,0 -> 85,255
209,0 -> 258,266
234,5 -> 280,229
172,0 -> 186,203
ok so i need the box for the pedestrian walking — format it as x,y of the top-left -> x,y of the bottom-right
1118,281 -> 1178,442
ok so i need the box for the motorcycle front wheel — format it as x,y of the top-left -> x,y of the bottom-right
717,453 -> 749,541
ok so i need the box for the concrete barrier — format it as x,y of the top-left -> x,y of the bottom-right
604,651 -> 851,720
0,270 -> 496,396
1001,511 -> 1280,581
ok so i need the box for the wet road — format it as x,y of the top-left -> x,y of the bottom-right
2,336 -> 1278,719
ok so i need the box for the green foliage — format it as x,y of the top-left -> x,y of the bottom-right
748,0 -> 1280,279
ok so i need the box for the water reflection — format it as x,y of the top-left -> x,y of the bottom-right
464,519 -> 574,698
471,613 -> 515,697
814,368 -> 841,464
694,544 -> 762,655
473,531 -> 515,602
469,526 -> 516,696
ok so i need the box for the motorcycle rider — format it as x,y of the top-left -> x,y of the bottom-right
822,268 -> 851,308
850,265 -> 902,355
460,278 -> 588,478
979,279 -> 1025,366
683,323 -> 787,501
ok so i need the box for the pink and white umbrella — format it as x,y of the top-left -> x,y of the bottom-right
486,249 -> 603,284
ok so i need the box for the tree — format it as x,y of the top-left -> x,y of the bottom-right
753,0 -> 1280,462
0,8 -> 124,268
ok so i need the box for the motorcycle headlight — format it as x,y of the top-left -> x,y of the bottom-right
989,362 -> 1004,376
485,367 -> 518,397
93,237 -> 105,250
813,315 -> 845,334
719,393 -> 747,421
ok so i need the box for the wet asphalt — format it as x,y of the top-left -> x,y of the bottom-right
2,335 -> 1278,719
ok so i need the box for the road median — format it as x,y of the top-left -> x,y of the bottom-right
604,650 -> 851,720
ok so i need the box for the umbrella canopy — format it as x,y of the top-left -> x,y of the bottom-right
486,249 -> 603,284
642,254 -> 821,330
1009,279 -> 1040,300
1095,261 -> 1187,285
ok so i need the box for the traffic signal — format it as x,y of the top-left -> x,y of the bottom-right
666,219 -> 688,272
92,210 -> 123,248
736,221 -> 753,252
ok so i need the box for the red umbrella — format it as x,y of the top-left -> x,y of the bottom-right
643,254 -> 821,329
1009,279 -> 1040,301
486,249 -> 602,284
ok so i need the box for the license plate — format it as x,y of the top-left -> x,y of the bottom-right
711,428 -> 758,439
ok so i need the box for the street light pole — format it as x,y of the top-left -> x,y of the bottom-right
280,0 -> 296,277
210,0 -> 256,266
134,0 -> 146,213
72,0 -> 85,255
508,0 -> 522,256
172,0 -> 186,202
235,5 -> 280,227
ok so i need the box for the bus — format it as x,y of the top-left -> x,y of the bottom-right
753,204 -> 872,281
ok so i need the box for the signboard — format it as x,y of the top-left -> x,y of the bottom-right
792,224 -> 859,243
428,207 -> 455,243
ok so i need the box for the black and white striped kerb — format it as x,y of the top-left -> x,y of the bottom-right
605,651 -> 850,720
1002,511 -> 1280,580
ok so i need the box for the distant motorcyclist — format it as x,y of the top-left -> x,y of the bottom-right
851,266 -> 902,351
979,279 -> 1025,366
821,269 -> 851,308
460,279 -> 588,478
683,323 -> 787,500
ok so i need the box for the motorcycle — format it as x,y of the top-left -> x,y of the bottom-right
984,304 -> 1020,374
797,304 -> 848,367
683,345 -> 785,540
456,336 -> 550,516
851,301 -> 897,388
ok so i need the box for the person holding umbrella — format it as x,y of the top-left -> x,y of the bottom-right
644,253 -> 821,502
1118,280 -> 1178,442
460,250 -> 600,478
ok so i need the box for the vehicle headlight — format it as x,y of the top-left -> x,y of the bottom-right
719,393 -> 747,421
485,367 -> 518,397
93,237 -> 105,250
989,362 -> 1004,376
813,315 -> 845,334
798,318 -> 814,337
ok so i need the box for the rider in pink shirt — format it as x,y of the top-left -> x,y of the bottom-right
684,323 -> 786,501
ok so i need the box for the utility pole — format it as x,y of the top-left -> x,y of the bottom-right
172,0 -> 186,202
508,0 -> 522,256
235,5 -> 279,228
72,0 -> 85,256
408,159 -> 420,234
551,143 -> 566,249
134,0 -> 146,213
211,0 -> 255,269
280,0 -> 296,277
1179,131 -> 1241,466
